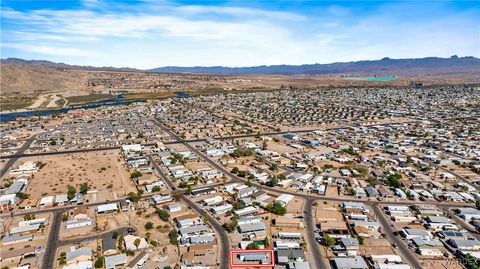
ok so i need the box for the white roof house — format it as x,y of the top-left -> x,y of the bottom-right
275,194 -> 294,206
63,261 -> 93,269
19,218 -> 46,227
123,234 -> 148,251
202,196 -> 223,205
0,194 -> 16,205
10,224 -> 41,234
55,194 -> 69,204
211,204 -> 233,214
39,196 -> 54,206
166,203 -> 182,213
97,203 -> 118,213
234,206 -> 257,216
105,253 -> 127,269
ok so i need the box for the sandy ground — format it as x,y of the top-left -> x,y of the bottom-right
47,94 -> 66,108
24,150 -> 136,201
25,94 -> 67,109
28,94 -> 48,109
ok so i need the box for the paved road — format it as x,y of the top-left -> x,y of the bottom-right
177,100 -> 277,131
1,133 -> 41,176
42,211 -> 63,269
152,119 -> 436,269
437,165 -> 480,192
3,118 -> 474,269
439,206 -> 480,240
0,196 -> 129,218
1,120 -> 419,160
372,205 -> 423,269
149,155 -> 230,269
58,226 -> 132,246
303,199 -> 331,269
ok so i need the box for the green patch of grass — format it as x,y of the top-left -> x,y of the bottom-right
66,94 -> 114,105
55,98 -> 67,107
123,92 -> 174,100
0,96 -> 35,111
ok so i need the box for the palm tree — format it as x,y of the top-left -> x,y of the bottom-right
134,238 -> 141,250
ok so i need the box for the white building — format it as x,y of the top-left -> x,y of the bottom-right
97,203 -> 118,214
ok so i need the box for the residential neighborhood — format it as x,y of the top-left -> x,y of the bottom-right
1,86 -> 479,269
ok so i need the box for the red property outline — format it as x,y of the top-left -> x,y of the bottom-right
229,249 -> 275,268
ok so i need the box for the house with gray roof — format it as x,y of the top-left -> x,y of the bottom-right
333,256 -> 368,269
66,247 -> 92,264
276,249 -> 305,264
105,253 -> 127,269
238,222 -> 266,234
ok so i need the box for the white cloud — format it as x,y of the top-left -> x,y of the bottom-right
1,1 -> 478,68
176,5 -> 306,21
2,43 -> 96,57
328,5 -> 350,16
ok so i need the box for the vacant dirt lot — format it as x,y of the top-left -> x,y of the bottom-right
24,150 -> 136,201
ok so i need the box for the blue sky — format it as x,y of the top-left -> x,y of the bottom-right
1,0 -> 479,68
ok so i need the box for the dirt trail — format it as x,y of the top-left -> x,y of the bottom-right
28,94 -> 48,109
47,94 -> 65,108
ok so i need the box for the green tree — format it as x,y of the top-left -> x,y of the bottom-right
169,230 -> 178,245
156,208 -> 170,221
144,222 -> 154,230
67,185 -> 76,200
23,213 -> 35,221
79,183 -> 88,194
127,190 -> 144,203
267,176 -> 279,187
127,192 -> 140,203
386,173 -> 402,188
134,238 -> 141,249
246,242 -> 260,250
267,201 -> 287,215
94,257 -> 104,268
130,170 -> 142,179
323,234 -> 336,247
151,186 -> 161,192
58,252 -> 67,265
16,192 -> 29,200
269,163 -> 279,171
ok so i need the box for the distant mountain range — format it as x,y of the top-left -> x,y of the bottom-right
2,55 -> 479,76
1,58 -> 139,72
148,56 -> 480,75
